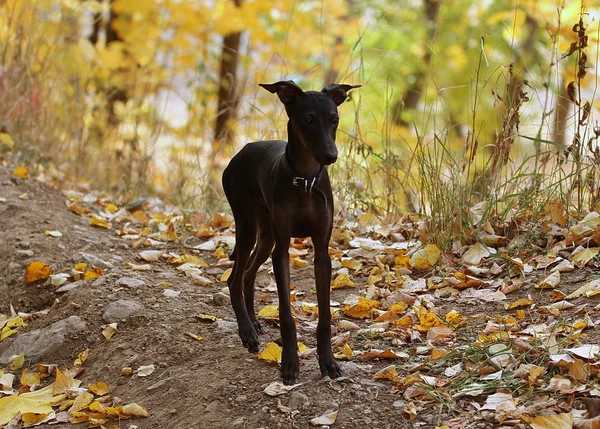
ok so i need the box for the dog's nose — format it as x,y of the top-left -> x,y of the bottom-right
323,152 -> 338,165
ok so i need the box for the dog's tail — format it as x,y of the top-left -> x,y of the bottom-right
228,247 -> 236,261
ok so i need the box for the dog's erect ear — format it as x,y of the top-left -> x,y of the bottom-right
322,83 -> 361,106
259,80 -> 304,105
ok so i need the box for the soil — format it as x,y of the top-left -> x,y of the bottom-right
0,166 -> 598,429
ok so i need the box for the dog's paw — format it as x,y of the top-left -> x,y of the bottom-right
251,319 -> 264,334
239,325 -> 260,353
280,354 -> 300,386
320,357 -> 342,379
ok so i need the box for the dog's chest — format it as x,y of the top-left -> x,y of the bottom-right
284,193 -> 331,238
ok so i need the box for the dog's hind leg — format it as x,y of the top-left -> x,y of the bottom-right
226,199 -> 260,353
242,206 -> 274,334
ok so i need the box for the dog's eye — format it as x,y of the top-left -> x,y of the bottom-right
332,117 -> 339,127
303,116 -> 314,125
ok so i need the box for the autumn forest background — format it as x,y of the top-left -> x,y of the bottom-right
1,0 -> 598,248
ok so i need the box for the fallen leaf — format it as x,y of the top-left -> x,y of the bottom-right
530,413 -> 574,429
9,354 -> 24,371
221,268 -> 232,282
102,323 -> 117,340
136,364 -> 155,377
0,385 -> 56,426
54,368 -> 82,395
332,273 -> 355,289
505,298 -> 533,310
13,166 -> 29,179
44,230 -> 63,238
263,381 -> 303,396
89,216 -> 112,229
572,248 -> 599,267
258,342 -> 282,363
536,271 -> 561,289
88,381 -> 110,396
566,344 -> 600,360
258,305 -> 279,320
24,261 -> 52,283
410,244 -> 440,269
121,402 -> 149,417
139,250 -> 163,262
373,364 -> 398,381
462,242 -> 492,265
310,409 -> 339,426
84,267 -> 103,280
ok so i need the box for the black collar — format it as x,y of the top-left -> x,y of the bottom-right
282,151 -> 324,193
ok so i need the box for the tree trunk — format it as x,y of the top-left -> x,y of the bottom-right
213,0 -> 243,151
392,0 -> 440,126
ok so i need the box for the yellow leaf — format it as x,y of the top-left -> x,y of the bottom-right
13,165 -> 29,179
0,384 -> 54,426
89,381 -> 110,396
84,267 -> 104,280
291,256 -> 309,268
341,258 -> 362,270
410,244 -> 441,269
373,364 -> 398,381
69,391 -> 94,412
258,305 -> 279,320
74,349 -> 89,368
0,132 -> 14,148
332,273 -> 355,289
258,342 -> 282,363
89,216 -> 112,229
53,368 -> 82,395
105,203 -> 119,214
394,254 -> 411,269
505,298 -> 534,310
121,402 -> 149,417
102,323 -> 117,340
44,230 -> 63,238
21,412 -> 51,426
221,268 -> 232,282
186,332 -> 204,341
24,261 -> 52,283
535,271 -> 561,289
429,348 -> 449,362
529,412 -> 574,429
74,262 -> 87,272
9,353 -> 25,371
342,298 -> 380,319
1,317 -> 25,341
389,302 -> 408,314
445,310 -> 467,327
363,349 -> 407,360
334,343 -> 353,360
197,314 -> 218,322
20,369 -> 41,387
572,247 -> 599,267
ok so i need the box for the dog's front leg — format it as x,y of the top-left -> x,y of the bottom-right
272,236 -> 299,385
314,239 -> 341,379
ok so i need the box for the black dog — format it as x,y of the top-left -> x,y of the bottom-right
222,80 -> 360,384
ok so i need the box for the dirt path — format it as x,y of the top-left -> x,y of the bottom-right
1,166 -> 599,429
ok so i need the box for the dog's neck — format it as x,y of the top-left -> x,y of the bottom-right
285,122 -> 323,178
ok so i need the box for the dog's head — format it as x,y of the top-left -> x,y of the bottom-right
260,80 -> 360,166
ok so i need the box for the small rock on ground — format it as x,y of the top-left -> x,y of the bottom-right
0,316 -> 86,364
103,299 -> 143,323
116,277 -> 145,288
